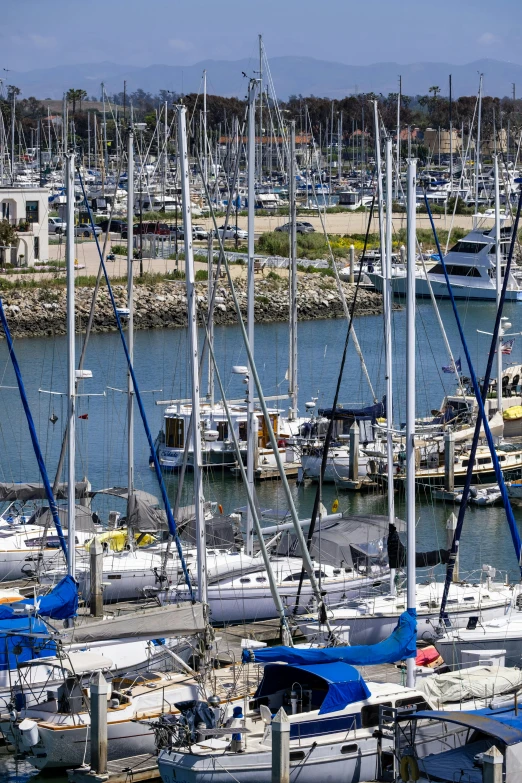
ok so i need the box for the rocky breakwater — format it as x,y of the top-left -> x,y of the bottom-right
0,274 -> 384,338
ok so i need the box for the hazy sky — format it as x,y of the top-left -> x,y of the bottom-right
3,0 -> 522,71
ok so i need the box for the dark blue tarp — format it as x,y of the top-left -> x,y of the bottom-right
0,617 -> 56,671
255,662 -> 371,715
0,575 -> 78,621
319,397 -> 385,422
243,610 -> 417,666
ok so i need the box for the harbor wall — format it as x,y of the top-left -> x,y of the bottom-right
0,275 -> 384,338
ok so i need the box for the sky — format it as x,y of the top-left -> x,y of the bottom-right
2,0 -> 522,72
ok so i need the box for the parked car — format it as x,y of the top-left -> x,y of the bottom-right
275,221 -> 315,234
48,217 -> 67,235
98,218 -> 128,234
214,225 -> 248,240
74,223 -> 102,238
133,222 -> 170,236
193,225 -> 209,240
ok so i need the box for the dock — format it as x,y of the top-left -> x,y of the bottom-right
230,461 -> 301,481
69,753 -> 161,783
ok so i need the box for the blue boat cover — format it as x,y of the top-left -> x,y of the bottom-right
255,662 -> 371,715
0,617 -> 56,671
243,609 -> 417,666
0,575 -> 78,621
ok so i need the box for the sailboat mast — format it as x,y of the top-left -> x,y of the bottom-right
494,155 -> 503,414
475,74 -> 483,210
385,136 -> 396,592
127,127 -> 135,494
406,157 -> 417,689
395,76 -> 401,200
288,120 -> 298,421
203,70 -> 208,187
246,79 -> 258,558
258,34 -> 263,182
66,152 -> 76,578
449,75 -> 453,189
374,103 -> 395,566
178,105 -> 207,604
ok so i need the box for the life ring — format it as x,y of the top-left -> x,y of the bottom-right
400,754 -> 420,782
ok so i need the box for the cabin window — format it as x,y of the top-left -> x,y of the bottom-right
217,421 -> 228,441
26,200 -> 39,224
478,457 -> 491,465
395,697 -> 430,713
166,417 -> 184,448
498,455 -> 506,462
239,577 -> 251,584
108,574 -> 122,580
462,459 -> 475,467
361,702 -> 391,728
256,576 -> 267,582
238,422 -> 247,441
289,751 -> 306,762
430,263 -> 482,277
341,744 -> 359,754
448,241 -> 487,254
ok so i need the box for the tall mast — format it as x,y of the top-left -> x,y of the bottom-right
11,90 -> 16,183
178,104 -> 207,604
374,102 -> 395,578
87,111 -> 91,170
246,79 -> 258,558
385,136 -> 396,592
258,34 -> 263,182
127,126 -> 134,495
494,155 -> 503,415
449,75 -> 453,189
338,111 -> 342,185
102,83 -> 108,172
66,152 -> 76,578
395,76 -> 401,200
288,121 -> 298,421
475,74 -> 483,210
207,233 -> 215,407
203,70 -> 208,187
406,157 -> 417,689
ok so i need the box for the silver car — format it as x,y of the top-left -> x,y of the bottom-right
74,223 -> 102,238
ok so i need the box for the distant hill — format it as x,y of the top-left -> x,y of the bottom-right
7,57 -> 522,100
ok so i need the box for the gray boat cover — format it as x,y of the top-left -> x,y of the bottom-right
182,514 -> 243,550
93,486 -> 160,506
28,505 -> 99,533
276,514 -> 406,568
60,602 -> 205,644
417,665 -> 522,706
0,481 -> 90,502
124,493 -> 211,533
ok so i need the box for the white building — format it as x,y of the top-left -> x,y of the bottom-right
0,186 -> 49,266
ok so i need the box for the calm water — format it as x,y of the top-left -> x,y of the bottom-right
0,298 -> 521,781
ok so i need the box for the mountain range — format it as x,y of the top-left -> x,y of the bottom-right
6,57 -> 522,100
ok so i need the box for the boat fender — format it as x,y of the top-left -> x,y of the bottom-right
218,504 -> 223,515
400,754 -> 419,782
19,718 -> 40,748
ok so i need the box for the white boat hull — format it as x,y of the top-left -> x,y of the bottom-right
369,272 -> 522,301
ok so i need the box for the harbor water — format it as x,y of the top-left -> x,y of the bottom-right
0,298 -> 521,781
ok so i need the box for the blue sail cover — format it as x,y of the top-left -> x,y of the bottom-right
255,662 -> 371,715
243,609 -> 417,665
0,576 -> 78,621
0,617 -> 56,671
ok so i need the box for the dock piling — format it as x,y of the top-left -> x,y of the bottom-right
444,431 -> 455,493
271,707 -> 290,783
90,536 -> 104,617
349,421 -> 359,481
91,671 -> 109,775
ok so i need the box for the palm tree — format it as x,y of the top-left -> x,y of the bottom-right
78,89 -> 87,112
66,88 -> 86,113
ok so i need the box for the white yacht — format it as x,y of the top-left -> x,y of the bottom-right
368,214 -> 522,301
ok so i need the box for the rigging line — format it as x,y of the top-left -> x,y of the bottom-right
76,170 -> 195,602
304,105 -> 377,402
293,194 -> 377,617
167,114 -> 248,554
52,145 -> 127,491
196,146 -> 334,634
424,192 -> 522,623
0,300 -> 68,558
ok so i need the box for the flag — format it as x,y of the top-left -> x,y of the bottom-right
78,413 -> 89,420
442,357 -> 461,374
502,339 -> 515,355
